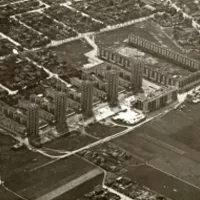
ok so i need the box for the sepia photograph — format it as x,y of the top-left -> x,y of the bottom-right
0,0 -> 200,199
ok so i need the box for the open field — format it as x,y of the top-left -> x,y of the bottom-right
85,123 -> 126,138
150,152 -> 200,188
0,133 -> 52,181
95,23 -> 157,48
95,19 -> 185,52
53,172 -> 103,200
44,131 -> 96,151
143,102 -> 200,152
0,186 -> 23,200
112,100 -> 200,189
6,155 -> 96,200
126,165 -> 200,200
113,130 -> 173,162
50,39 -> 92,69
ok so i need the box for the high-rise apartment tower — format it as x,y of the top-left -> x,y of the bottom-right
55,91 -> 67,132
81,80 -> 94,117
130,60 -> 143,91
107,69 -> 119,106
27,103 -> 39,137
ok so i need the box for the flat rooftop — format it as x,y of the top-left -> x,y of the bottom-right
115,45 -> 192,80
136,79 -> 175,101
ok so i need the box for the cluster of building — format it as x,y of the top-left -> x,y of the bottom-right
135,86 -> 178,113
0,44 -> 179,141
186,88 -> 200,104
0,100 -> 27,135
128,33 -> 200,91
0,61 -> 143,139
94,47 -> 178,113
96,47 -> 143,92
106,175 -> 168,200
0,36 -> 183,140
77,185 -> 120,200
128,34 -> 200,71
78,144 -> 132,173
0,90 -> 69,138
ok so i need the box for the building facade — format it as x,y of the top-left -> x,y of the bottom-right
107,70 -> 119,106
55,92 -> 67,131
128,34 -> 200,72
130,60 -> 143,92
81,80 -> 94,117
135,87 -> 178,113
27,103 -> 39,137
97,47 -> 143,92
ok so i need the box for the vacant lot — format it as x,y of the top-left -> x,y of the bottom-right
113,101 -> 200,188
86,123 -> 126,138
126,165 -> 200,200
150,152 -> 200,188
44,131 -> 96,151
50,39 -> 92,69
53,173 -> 103,200
0,186 -> 22,200
143,102 -> 200,153
6,155 -> 96,200
95,22 -> 158,48
113,129 -> 174,162
96,19 -> 184,54
0,133 -> 51,181
113,102 -> 200,163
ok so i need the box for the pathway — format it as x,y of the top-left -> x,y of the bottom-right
0,83 -> 18,95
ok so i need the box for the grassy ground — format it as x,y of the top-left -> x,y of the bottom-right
95,22 -> 158,48
85,123 -> 126,138
143,102 -> 200,152
112,101 -> 200,194
95,19 -> 185,54
126,165 -> 200,200
50,38 -> 93,69
150,152 -> 200,188
53,173 -> 103,200
6,155 -> 96,200
0,133 -> 52,181
187,50 -> 200,61
0,186 -> 22,200
44,131 -> 96,151
113,130 -> 171,162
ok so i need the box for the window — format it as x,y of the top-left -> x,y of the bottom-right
110,53 -> 115,62
102,50 -> 107,58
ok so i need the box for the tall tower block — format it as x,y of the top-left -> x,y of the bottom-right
27,103 -> 39,137
81,80 -> 94,117
55,92 -> 67,132
107,70 -> 119,106
130,60 -> 143,92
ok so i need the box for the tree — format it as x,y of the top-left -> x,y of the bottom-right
169,7 -> 177,16
0,12 -> 9,34
178,10 -> 184,21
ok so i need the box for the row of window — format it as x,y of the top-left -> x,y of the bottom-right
100,49 -> 130,68
129,35 -> 200,71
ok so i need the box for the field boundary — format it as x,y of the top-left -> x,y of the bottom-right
35,168 -> 102,200
147,163 -> 200,191
140,134 -> 185,155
